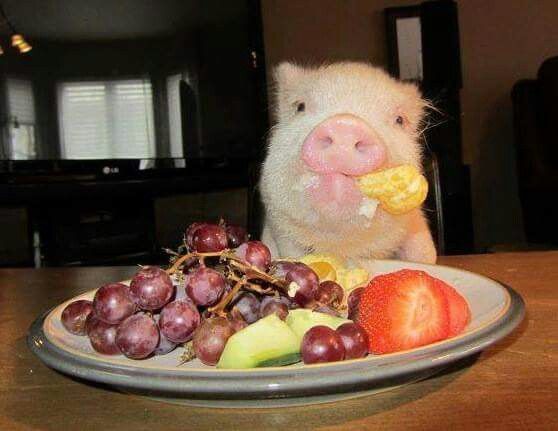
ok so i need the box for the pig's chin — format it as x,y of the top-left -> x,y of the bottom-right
304,172 -> 363,220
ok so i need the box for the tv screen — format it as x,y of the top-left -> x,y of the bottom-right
0,0 -> 267,165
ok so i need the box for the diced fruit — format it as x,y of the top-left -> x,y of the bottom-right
436,281 -> 471,337
306,261 -> 337,281
336,322 -> 369,359
301,326 -> 345,364
217,314 -> 300,369
336,267 -> 369,291
300,253 -> 345,272
286,309 -> 350,342
357,269 -> 450,354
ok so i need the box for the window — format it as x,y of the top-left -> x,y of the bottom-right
167,74 -> 184,158
5,78 -> 36,159
58,79 -> 155,159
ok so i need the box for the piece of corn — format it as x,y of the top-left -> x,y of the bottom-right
357,164 -> 428,215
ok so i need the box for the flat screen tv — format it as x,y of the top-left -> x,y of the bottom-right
0,0 -> 267,177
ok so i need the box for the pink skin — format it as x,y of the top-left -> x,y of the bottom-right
301,114 -> 387,213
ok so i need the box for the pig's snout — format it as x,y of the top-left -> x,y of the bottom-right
301,114 -> 387,176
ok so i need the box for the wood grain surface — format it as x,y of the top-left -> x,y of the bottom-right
0,252 -> 556,430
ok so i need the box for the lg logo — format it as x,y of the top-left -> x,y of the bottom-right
102,166 -> 120,175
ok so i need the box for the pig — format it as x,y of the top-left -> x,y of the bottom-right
259,62 -> 437,268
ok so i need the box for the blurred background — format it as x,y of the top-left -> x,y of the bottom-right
1,0 -> 556,268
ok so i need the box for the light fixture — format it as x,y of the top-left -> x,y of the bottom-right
17,41 -> 32,53
11,34 -> 24,47
0,4 -> 32,55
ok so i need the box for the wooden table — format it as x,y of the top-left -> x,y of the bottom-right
1,252 -> 556,430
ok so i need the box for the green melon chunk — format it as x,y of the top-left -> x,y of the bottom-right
286,309 -> 351,342
217,314 -> 301,369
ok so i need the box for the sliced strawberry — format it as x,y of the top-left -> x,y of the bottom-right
356,269 -> 450,354
436,280 -> 471,337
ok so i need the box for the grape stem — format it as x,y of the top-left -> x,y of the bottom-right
208,276 -> 247,316
166,250 -> 289,293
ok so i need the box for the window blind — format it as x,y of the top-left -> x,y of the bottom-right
167,74 -> 184,158
6,78 -> 36,124
58,79 -> 155,159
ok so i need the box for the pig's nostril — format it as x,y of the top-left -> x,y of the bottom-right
355,141 -> 369,153
318,137 -> 333,149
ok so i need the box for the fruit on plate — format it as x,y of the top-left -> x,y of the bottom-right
336,268 -> 370,292
357,164 -> 428,215
286,309 -> 350,342
336,322 -> 369,359
299,253 -> 369,290
193,317 -> 235,366
61,300 -> 94,335
129,266 -> 174,311
436,280 -> 471,337
301,325 -> 345,364
217,314 -> 300,369
357,270 -> 450,354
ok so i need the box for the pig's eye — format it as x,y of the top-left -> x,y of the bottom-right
295,102 -> 305,113
395,116 -> 405,126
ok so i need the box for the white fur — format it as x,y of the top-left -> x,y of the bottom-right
260,62 -> 437,264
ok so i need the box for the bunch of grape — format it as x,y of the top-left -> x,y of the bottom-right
61,220 -> 368,366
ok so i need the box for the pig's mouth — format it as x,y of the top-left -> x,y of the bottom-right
300,171 -> 374,220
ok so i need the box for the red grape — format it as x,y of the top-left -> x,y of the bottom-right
230,292 -> 260,323
185,222 -> 206,249
225,224 -> 249,248
192,317 -> 235,365
116,313 -> 160,359
315,281 -> 344,308
260,301 -> 289,320
271,261 -> 296,278
185,267 -> 226,307
235,241 -> 271,271
61,300 -> 93,335
188,223 -> 228,252
152,314 -> 177,355
347,287 -> 364,320
93,283 -> 136,324
130,266 -> 174,311
286,263 -> 319,307
336,322 -> 369,359
159,299 -> 200,343
228,315 -> 248,332
87,316 -> 120,355
301,325 -> 345,364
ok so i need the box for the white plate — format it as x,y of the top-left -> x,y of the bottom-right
28,260 -> 525,408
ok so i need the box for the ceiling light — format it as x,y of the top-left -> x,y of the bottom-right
11,33 -> 24,46
17,41 -> 32,53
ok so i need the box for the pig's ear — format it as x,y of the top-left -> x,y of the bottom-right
274,62 -> 305,90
